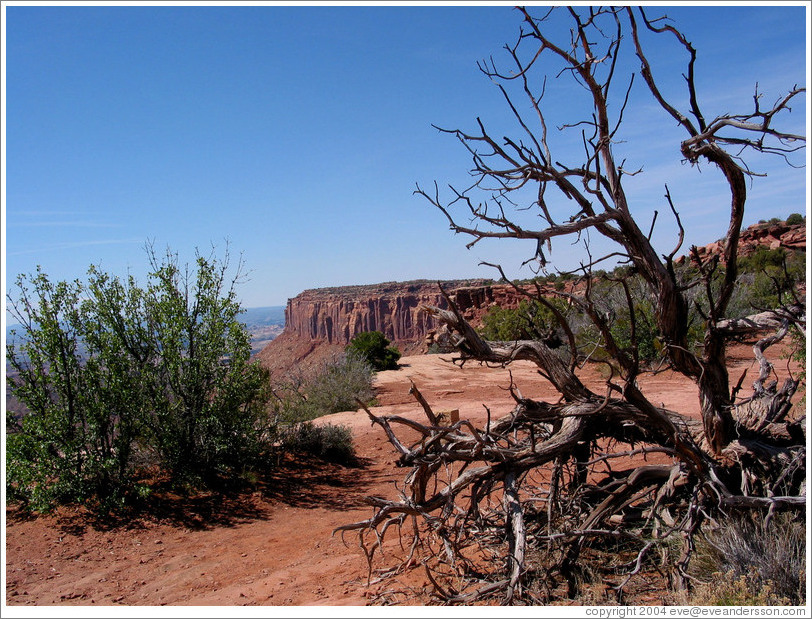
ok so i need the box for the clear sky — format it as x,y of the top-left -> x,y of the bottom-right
3,2 -> 809,310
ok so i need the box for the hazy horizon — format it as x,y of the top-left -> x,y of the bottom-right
4,3 -> 809,311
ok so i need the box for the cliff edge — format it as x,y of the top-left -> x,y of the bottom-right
256,279 -> 525,378
257,221 -> 805,378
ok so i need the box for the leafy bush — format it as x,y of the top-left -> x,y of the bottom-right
730,247 -> 805,315
281,422 -> 355,464
479,298 -> 567,344
787,324 -> 806,412
132,250 -> 270,483
347,331 -> 401,371
6,248 -> 271,511
276,351 -> 374,423
786,212 -> 805,226
6,269 -> 146,511
608,298 -> 662,363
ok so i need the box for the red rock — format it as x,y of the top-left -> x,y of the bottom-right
258,222 -> 804,377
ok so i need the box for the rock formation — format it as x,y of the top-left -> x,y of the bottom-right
256,279 -> 529,378
280,280 -> 536,345
675,220 -> 806,265
258,220 -> 806,378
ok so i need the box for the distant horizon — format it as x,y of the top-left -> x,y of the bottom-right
5,212 -> 806,318
4,3 -> 808,313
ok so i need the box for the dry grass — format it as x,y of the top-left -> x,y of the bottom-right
687,513 -> 806,606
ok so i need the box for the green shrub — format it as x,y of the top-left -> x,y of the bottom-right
610,297 -> 663,363
6,248 -> 271,511
785,324 -> 806,413
282,422 -> 355,464
786,212 -> 804,226
734,247 -> 805,313
6,269 -> 145,511
347,331 -> 401,371
478,298 -> 566,343
276,351 -> 374,423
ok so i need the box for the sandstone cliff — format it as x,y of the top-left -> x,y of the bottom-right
676,220 -> 806,265
258,221 -> 805,378
281,280 -> 535,345
256,279 -> 527,378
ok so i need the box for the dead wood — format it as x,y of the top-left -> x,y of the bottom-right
339,6 -> 805,604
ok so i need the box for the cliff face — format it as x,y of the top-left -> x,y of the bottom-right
256,280 -> 523,377
258,221 -> 805,378
281,280 -> 516,347
285,283 -> 444,345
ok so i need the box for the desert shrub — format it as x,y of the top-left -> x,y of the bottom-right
6,269 -> 147,511
675,246 -> 804,324
347,331 -> 401,371
134,251 -> 271,484
608,298 -> 661,363
281,422 -> 355,464
787,324 -> 806,412
739,245 -> 790,272
786,212 -> 805,226
478,298 -> 569,347
691,513 -> 806,605
730,247 -> 805,315
568,276 -> 667,365
5,248 -> 272,511
305,351 -> 374,415
276,351 -> 374,423
689,571 -> 793,606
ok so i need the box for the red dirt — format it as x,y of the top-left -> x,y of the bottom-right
4,342 -> 801,608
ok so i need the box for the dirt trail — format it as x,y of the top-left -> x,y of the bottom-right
4,344 -> 794,607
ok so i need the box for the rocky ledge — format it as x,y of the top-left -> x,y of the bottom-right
257,220 -> 805,377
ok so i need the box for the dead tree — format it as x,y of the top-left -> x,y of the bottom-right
337,7 -> 805,604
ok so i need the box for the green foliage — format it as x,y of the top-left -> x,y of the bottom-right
133,249 -> 270,482
478,298 -> 565,343
6,248 -> 271,511
786,212 -> 805,226
6,268 -> 144,511
275,351 -> 374,423
281,422 -> 355,464
673,246 -> 804,327
608,297 -> 662,363
730,247 -> 804,315
478,251 -> 805,370
739,245 -> 791,272
786,324 -> 806,412
346,331 -> 401,371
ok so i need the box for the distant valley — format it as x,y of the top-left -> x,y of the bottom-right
240,306 -> 286,355
4,305 -> 286,362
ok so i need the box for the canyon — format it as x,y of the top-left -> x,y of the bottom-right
257,220 -> 806,378
6,220 -> 805,608
255,278 -> 530,378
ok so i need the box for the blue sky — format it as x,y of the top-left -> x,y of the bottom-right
3,2 -> 809,310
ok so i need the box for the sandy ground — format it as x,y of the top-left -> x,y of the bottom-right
4,344 -> 799,608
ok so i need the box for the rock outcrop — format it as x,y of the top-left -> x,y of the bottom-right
256,279 -> 527,378
676,221 -> 806,265
284,282 -> 451,345
281,280 -> 535,346
258,220 -> 806,378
